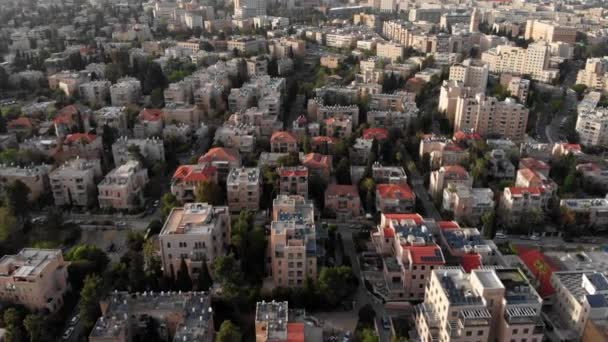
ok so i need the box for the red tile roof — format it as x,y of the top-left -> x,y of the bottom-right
279,167 -> 308,177
302,153 -> 331,170
363,128 -> 389,141
139,108 -> 163,122
462,253 -> 482,273
326,184 -> 358,197
438,221 -> 460,230
441,165 -> 469,177
384,213 -> 423,224
383,227 -> 395,238
518,168 -> 541,183
54,105 -> 79,124
64,133 -> 96,144
443,144 -> 464,152
507,187 -> 544,196
560,143 -> 582,152
287,323 -> 305,342
271,131 -> 298,144
312,136 -> 337,146
519,158 -> 550,171
516,246 -> 558,297
376,183 -> 415,200
199,147 -> 241,164
408,245 -> 445,265
8,117 -> 33,129
173,165 -> 217,182
453,130 -> 482,142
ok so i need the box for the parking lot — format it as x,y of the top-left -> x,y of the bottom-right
78,228 -> 130,262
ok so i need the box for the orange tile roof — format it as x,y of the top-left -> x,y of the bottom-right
173,165 -> 217,182
560,143 -> 582,152
462,253 -> 482,272
518,168 -> 541,182
312,136 -> 337,146
363,127 -> 389,140
407,245 -> 445,265
438,221 -> 460,230
271,131 -> 298,144
279,167 -> 308,177
453,130 -> 482,141
508,187 -> 544,196
8,117 -> 33,129
139,108 -> 163,122
443,144 -> 464,152
64,133 -> 96,144
376,183 -> 415,200
199,147 -> 241,164
287,323 -> 305,342
326,184 -> 358,197
302,153 -> 331,169
383,227 -> 395,238
519,158 -> 550,171
441,165 -> 469,177
54,105 -> 79,124
384,213 -> 424,224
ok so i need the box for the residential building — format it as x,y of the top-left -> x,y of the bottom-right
162,103 -> 202,127
227,167 -> 261,212
278,166 -> 308,198
525,20 -> 577,44
551,271 -> 608,339
430,165 -> 473,200
300,153 -> 332,182
271,131 -> 298,153
246,56 -> 268,77
576,107 -> 608,147
134,108 -> 163,138
48,71 -> 88,97
369,92 -> 416,112
324,184 -> 361,221
372,213 -> 445,300
488,149 -> 516,180
50,158 -> 101,207
79,81 -> 110,106
481,43 -> 559,83
372,163 -> 408,184
98,160 -> 148,210
19,136 -> 62,159
366,110 -> 416,129
324,116 -> 353,139
89,291 -> 214,342
577,163 -> 608,189
270,195 -> 317,287
227,37 -> 266,54
60,133 -> 103,162
560,196 -> 608,229
438,80 -> 478,123
0,165 -> 50,202
213,124 -> 257,154
110,77 -> 141,106
112,137 -> 165,166
198,147 -> 242,180
442,184 -> 495,225
375,183 -> 416,213
415,268 -> 544,342
500,74 -> 530,104
53,105 -> 91,138
159,203 -> 231,277
255,301 -> 307,342
449,59 -> 489,93
320,54 -> 343,69
454,94 -> 529,142
499,187 -> 550,225
437,222 -> 490,265
0,249 -> 69,313
576,57 -> 608,92
170,164 -> 219,202
94,106 -> 128,136
376,42 -> 404,62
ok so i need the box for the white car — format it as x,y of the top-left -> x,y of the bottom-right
62,327 -> 74,340
495,233 -> 506,239
530,235 -> 540,241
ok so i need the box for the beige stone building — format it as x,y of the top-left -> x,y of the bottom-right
500,74 -> 531,104
94,106 -> 128,136
429,165 -> 473,200
270,195 -> 317,287
227,167 -> 261,212
576,107 -> 608,147
320,54 -> 343,69
0,249 -> 69,313
110,77 -> 141,106
375,183 -> 416,213
376,42 -> 404,62
481,43 -> 559,83
324,184 -> 361,221
198,147 -> 242,180
98,160 -> 148,210
576,57 -> 608,91
525,20 -> 577,44
50,158 -> 101,207
162,103 -> 202,127
498,187 -> 550,225
560,196 -> 608,229
170,164 -> 219,202
159,203 -> 231,278
278,166 -> 308,198
442,184 -> 495,225
0,165 -> 50,202
270,131 -> 298,153
449,59 -> 489,93
416,268 -> 544,342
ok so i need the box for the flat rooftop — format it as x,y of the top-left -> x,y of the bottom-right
161,203 -> 228,236
0,249 -> 63,278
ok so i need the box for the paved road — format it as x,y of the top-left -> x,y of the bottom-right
338,225 -> 391,342
403,154 -> 442,220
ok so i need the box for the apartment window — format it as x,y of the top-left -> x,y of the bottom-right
477,330 -> 483,336
513,329 -> 518,334
167,243 -> 171,248
412,275 -> 416,279
523,329 -> 529,334
466,331 -> 472,337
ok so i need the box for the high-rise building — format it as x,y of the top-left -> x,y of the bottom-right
576,107 -> 608,146
449,59 -> 489,93
481,42 -> 559,83
525,20 -> 577,44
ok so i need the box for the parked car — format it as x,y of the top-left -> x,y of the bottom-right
495,233 -> 507,239
530,235 -> 540,241
62,327 -> 74,340
69,315 -> 80,326
342,331 -> 352,342
381,317 -> 391,330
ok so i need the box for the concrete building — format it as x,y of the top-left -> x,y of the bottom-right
560,196 -> 608,229
227,167 -> 261,212
79,80 -> 110,106
227,37 -> 266,55
430,165 -> 473,200
499,187 -> 551,225
271,131 -> 298,153
415,268 -> 544,342
50,158 -> 101,207
134,108 -> 163,138
214,124 -> 257,154
500,74 -> 530,104
94,106 -> 128,136
376,42 -> 404,62
170,164 -> 219,203
442,184 -> 495,225
372,213 -> 445,300
375,183 -> 416,213
159,203 -> 231,278
112,137 -> 165,166
525,20 -> 577,44
270,195 -> 317,288
246,56 -> 268,77
576,107 -> 608,147
48,71 -> 88,97
98,160 -> 148,210
488,149 -> 516,180
481,43 -> 559,83
278,166 -> 308,198
454,94 -> 529,142
301,153 -> 332,182
255,301 -> 306,342
0,165 -> 50,202
162,103 -> 202,127
110,77 -> 141,106
0,249 -> 68,313
371,163 -> 408,184
324,184 -> 361,221
198,147 -> 242,181
89,291 -> 214,342
577,163 -> 608,189
449,59 -> 489,93
576,57 -> 608,92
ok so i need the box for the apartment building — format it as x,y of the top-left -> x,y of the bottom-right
325,33 -> 357,49
375,183 -> 416,213
79,80 -> 110,106
227,37 -> 266,55
560,196 -> 608,229
576,57 -> 608,91
227,167 -> 261,212
324,116 -> 353,139
366,110 -> 416,130
372,213 -> 445,300
270,195 -> 317,287
50,158 -> 101,207
0,165 -> 50,201
438,80 -> 478,123
369,92 -> 416,112
301,153 -> 332,182
416,268 -> 544,342
320,54 -> 343,69
376,42 -> 404,62
515,168 -> 557,196
430,165 -> 473,200
19,136 -> 62,159
442,184 -> 495,225
278,166 -> 308,198
98,160 -> 148,210
324,184 -> 361,221
308,100 -> 359,127
488,149 -> 516,180
0,249 -> 69,313
525,20 -> 577,44
213,124 -> 257,154
269,131 -> 297,153
159,203 -> 231,277
110,77 -> 141,106
162,103 -> 202,127
255,301 -> 307,342
112,137 -> 165,166
481,43 -> 559,83
94,106 -> 128,136
52,105 -> 91,138
229,108 -> 282,139
48,71 -> 88,97
164,81 -> 193,105
576,107 -> 608,146
551,271 -> 608,339
372,163 -> 408,184
437,222 -> 491,266
449,59 -> 489,93
170,164 -> 218,202
134,108 -> 163,138
247,56 -> 268,77
454,94 -> 529,142
198,147 -> 242,180
577,162 -> 608,189
499,187 -> 550,225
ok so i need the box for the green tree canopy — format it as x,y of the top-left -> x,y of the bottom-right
216,320 -> 242,342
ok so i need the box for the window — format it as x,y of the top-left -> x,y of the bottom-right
466,331 -> 472,337
523,329 -> 529,334
167,242 -> 171,248
513,329 -> 518,334
477,330 -> 483,336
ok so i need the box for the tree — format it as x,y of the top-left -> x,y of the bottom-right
161,192 -> 180,218
24,313 -> 47,342
126,231 -> 145,251
358,304 -> 376,327
0,207 -> 17,241
175,257 -> 193,291
481,211 -> 496,239
213,254 -> 242,298
318,266 -> 356,306
360,329 -> 380,342
66,245 -> 110,289
216,321 -> 242,342
5,180 -> 30,219
194,180 -> 225,205
335,157 -> 351,184
150,88 -> 165,107
128,253 -> 146,292
196,260 -> 213,291
4,308 -> 25,342
79,274 -> 103,331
